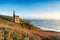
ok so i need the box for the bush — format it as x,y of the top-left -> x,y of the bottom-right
29,36 -> 34,40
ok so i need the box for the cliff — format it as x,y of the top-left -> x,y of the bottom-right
0,15 -> 60,40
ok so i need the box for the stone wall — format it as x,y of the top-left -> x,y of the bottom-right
15,16 -> 20,23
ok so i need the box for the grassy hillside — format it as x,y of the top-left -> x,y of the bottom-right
0,15 -> 42,40
0,15 -> 41,30
0,15 -> 60,40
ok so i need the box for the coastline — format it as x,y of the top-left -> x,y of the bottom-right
39,26 -> 60,32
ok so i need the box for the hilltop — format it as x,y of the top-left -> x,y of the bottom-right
0,15 -> 60,40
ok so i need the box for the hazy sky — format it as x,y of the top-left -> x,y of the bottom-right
0,0 -> 60,19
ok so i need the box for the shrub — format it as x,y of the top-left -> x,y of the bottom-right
29,36 -> 34,40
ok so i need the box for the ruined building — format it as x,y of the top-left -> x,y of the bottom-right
13,10 -> 20,23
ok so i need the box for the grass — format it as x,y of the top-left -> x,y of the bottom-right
39,35 -> 60,40
0,15 -> 59,40
0,15 -> 41,30
29,36 -> 34,40
0,26 -> 34,40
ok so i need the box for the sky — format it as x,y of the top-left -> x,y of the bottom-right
0,0 -> 60,19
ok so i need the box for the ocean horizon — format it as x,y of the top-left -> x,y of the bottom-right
25,19 -> 60,32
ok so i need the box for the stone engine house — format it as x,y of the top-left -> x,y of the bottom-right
13,10 -> 20,23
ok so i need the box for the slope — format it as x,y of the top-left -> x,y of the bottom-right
0,15 -> 60,40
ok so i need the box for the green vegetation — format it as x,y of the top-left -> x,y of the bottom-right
0,15 -> 60,40
0,15 -> 41,30
29,36 -> 34,40
0,27 -> 35,40
0,15 -> 12,21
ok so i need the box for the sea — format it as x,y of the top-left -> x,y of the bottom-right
25,19 -> 60,32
